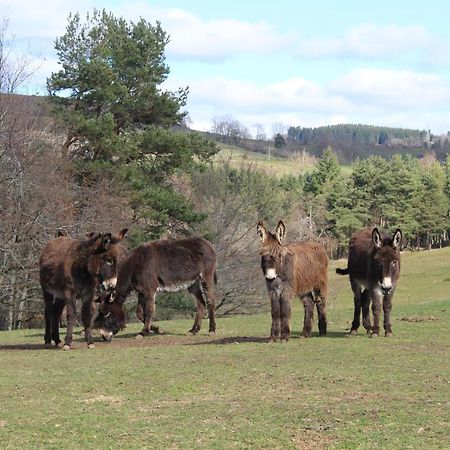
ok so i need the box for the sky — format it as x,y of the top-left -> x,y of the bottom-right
2,0 -> 450,137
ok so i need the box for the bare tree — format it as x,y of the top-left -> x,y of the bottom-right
211,115 -> 250,144
0,19 -> 129,330
253,123 -> 267,141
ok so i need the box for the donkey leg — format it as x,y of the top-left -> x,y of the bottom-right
269,291 -> 281,341
51,298 -> 65,348
361,289 -> 372,334
350,280 -> 362,335
370,290 -> 382,337
63,293 -> 76,350
137,290 -> 156,338
383,293 -> 394,337
43,291 -> 53,347
81,299 -> 95,348
203,278 -> 217,334
187,281 -> 206,335
315,293 -> 327,336
302,294 -> 314,338
280,294 -> 292,341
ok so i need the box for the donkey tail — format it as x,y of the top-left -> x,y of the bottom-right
336,267 -> 349,275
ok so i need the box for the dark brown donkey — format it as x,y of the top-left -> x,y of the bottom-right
93,237 -> 217,340
39,229 -> 128,349
257,220 -> 328,341
336,227 -> 402,337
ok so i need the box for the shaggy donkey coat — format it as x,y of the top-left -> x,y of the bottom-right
336,227 -> 401,337
39,229 -> 128,349
257,220 -> 328,341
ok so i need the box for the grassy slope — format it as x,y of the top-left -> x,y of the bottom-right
1,248 -> 450,449
216,144 -> 314,176
215,144 -> 353,177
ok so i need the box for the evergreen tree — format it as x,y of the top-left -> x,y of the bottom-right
416,161 -> 449,248
47,9 -> 218,240
304,147 -> 341,196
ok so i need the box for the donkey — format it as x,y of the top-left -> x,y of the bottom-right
93,236 -> 217,341
336,227 -> 402,337
39,228 -> 128,349
257,220 -> 328,341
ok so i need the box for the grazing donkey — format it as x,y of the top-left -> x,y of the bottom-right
257,220 -> 328,341
39,229 -> 128,349
336,227 -> 402,337
93,237 -> 217,340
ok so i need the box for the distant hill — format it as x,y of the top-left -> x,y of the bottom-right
203,123 -> 450,164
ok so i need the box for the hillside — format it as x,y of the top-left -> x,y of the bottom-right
206,123 -> 450,164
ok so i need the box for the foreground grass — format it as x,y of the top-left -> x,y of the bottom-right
1,248 -> 450,449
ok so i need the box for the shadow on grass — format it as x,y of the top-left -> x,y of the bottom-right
188,336 -> 270,345
0,343 -> 50,351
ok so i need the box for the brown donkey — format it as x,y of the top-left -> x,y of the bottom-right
39,229 -> 128,349
257,220 -> 328,341
336,227 -> 402,337
93,237 -> 217,340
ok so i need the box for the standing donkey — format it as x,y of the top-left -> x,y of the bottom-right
257,220 -> 328,341
336,227 -> 402,337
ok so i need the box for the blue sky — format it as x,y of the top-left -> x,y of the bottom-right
2,0 -> 450,136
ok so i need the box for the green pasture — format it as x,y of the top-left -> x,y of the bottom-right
216,145 -> 314,176
1,248 -> 450,449
216,144 -> 352,177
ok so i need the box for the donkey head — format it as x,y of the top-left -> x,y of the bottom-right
372,228 -> 402,294
257,220 -> 286,280
93,290 -> 126,341
86,228 -> 128,293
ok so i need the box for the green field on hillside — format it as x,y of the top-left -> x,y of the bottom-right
1,248 -> 449,449
216,144 -> 353,177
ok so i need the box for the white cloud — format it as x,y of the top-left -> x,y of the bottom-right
297,23 -> 432,59
116,5 -> 295,61
330,68 -> 450,109
166,69 -> 450,135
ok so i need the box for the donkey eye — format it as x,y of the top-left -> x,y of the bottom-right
391,260 -> 397,267
105,258 -> 114,266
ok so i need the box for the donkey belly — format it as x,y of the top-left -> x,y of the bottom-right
157,279 -> 197,293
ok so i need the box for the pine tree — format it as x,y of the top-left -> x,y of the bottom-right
47,9 -> 218,240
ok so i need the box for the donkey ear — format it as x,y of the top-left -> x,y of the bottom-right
116,228 -> 128,241
372,228 -> 382,249
392,229 -> 402,249
276,220 -> 286,243
257,221 -> 268,242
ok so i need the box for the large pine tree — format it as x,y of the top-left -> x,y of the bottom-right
47,9 -> 218,240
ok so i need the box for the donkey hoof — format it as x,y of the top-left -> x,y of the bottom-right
62,344 -> 71,351
370,333 -> 379,338
349,329 -> 358,336
44,343 -> 52,349
385,332 -> 393,337
208,331 -> 216,336
55,342 -> 64,348
135,334 -> 144,340
87,343 -> 95,349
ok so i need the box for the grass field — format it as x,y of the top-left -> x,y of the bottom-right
216,144 -> 315,176
215,144 -> 353,178
1,248 -> 450,449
